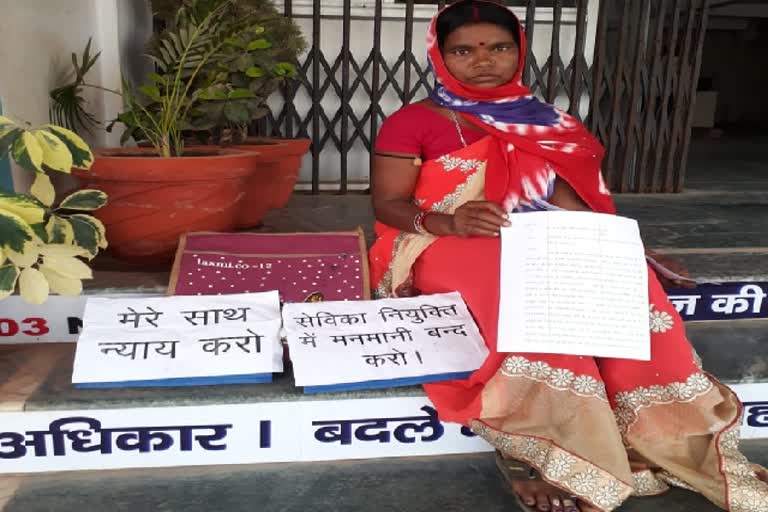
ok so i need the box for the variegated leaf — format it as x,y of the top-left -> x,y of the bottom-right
30,173 -> 55,206
69,213 -> 107,252
0,208 -> 36,253
39,243 -> 89,258
46,216 -> 75,244
19,267 -> 49,304
44,125 -> 94,169
41,254 -> 92,279
0,192 -> 46,224
59,189 -> 107,211
0,263 -> 19,299
0,115 -> 14,128
0,127 -> 22,156
6,245 -> 40,268
34,130 -> 73,173
11,131 -> 44,173
39,265 -> 82,296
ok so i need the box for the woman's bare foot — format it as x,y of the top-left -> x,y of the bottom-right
511,480 -> 601,512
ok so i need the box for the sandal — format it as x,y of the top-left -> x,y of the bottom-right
495,450 -> 540,511
495,451 -> 581,512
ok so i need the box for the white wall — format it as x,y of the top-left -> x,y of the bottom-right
0,0 -> 123,192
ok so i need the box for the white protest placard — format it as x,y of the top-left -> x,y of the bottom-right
283,292 -> 489,388
72,291 -> 283,385
498,211 -> 650,360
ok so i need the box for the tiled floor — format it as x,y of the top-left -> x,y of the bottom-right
4,443 -> 768,512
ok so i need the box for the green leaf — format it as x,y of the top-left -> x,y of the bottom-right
274,62 -> 297,77
30,173 -> 55,206
44,125 -> 94,169
148,72 -> 166,84
59,189 -> 107,211
0,128 -> 22,157
139,85 -> 162,102
169,31 -> 184,55
247,39 -> 272,51
0,209 -> 36,253
224,37 -> 246,48
198,86 -> 228,101
11,132 -> 44,173
0,116 -> 15,129
228,88 -> 256,99
0,192 -> 46,225
0,263 -> 20,299
245,66 -> 264,78
223,102 -> 251,124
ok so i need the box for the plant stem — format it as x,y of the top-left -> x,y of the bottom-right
80,83 -> 123,96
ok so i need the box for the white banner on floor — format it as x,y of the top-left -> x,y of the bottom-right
729,383 -> 768,440
0,396 -> 490,474
1,387 -> 767,475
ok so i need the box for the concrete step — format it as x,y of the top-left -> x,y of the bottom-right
2,320 -> 766,416
688,320 -> 768,383
0,344 -> 421,413
3,443 -> 768,512
80,190 -> 768,293
2,192 -> 766,498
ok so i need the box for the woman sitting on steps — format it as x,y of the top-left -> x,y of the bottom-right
368,1 -> 768,511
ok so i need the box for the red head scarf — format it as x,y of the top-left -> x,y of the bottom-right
427,1 -> 615,214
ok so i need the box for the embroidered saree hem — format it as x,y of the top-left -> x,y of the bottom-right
470,365 -> 768,511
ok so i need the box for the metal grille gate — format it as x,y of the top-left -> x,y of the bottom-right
263,0 -> 710,193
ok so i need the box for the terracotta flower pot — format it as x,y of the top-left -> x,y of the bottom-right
74,147 -> 260,263
231,137 -> 311,228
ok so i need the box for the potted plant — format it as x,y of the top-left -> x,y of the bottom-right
0,116 -> 107,304
73,0 -> 269,263
151,0 -> 310,228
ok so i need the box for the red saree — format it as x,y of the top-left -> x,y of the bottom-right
368,135 -> 767,511
369,3 -> 768,509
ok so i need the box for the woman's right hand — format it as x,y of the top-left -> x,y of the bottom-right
450,201 -> 511,237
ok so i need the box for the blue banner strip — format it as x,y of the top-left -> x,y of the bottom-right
75,373 -> 273,388
304,371 -> 473,394
668,282 -> 768,322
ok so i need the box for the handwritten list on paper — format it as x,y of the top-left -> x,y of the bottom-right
498,211 -> 650,360
72,292 -> 283,385
283,292 -> 489,388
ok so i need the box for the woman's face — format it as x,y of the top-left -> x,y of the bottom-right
441,22 -> 519,89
